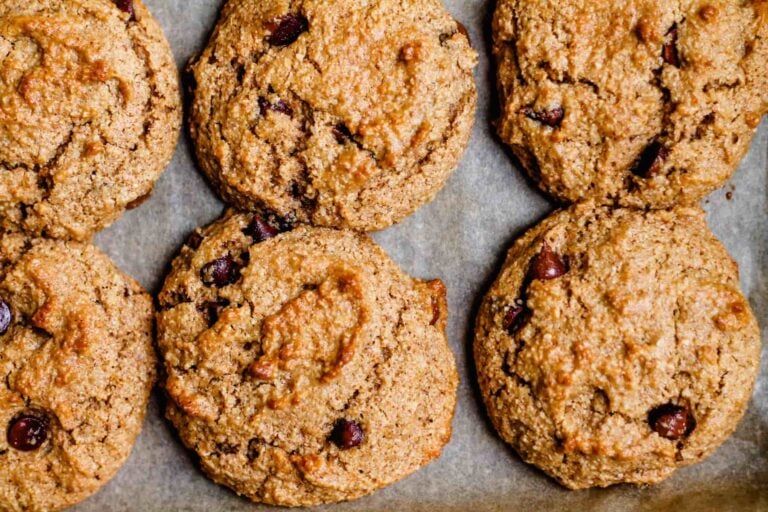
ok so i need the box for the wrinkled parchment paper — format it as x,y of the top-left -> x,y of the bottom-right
80,1 -> 767,510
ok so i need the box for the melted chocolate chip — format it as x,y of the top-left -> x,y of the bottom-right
7,413 -> 48,452
185,231 -> 203,250
200,255 -> 241,288
243,217 -> 279,243
265,14 -> 309,47
522,106 -> 565,128
113,0 -> 134,20
330,419 -> 364,449
332,124 -> 353,144
633,141 -> 669,178
503,303 -> 530,335
649,403 -> 695,439
0,299 -> 11,335
258,97 -> 293,116
528,243 -> 567,281
663,26 -> 680,67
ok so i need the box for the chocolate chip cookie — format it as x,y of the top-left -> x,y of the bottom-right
0,234 -> 156,511
188,0 -> 477,231
157,210 -> 458,506
474,202 -> 761,489
0,0 -> 181,240
493,0 -> 768,207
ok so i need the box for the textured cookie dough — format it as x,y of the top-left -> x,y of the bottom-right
493,0 -> 768,207
188,0 -> 477,231
0,234 -> 156,511
157,210 -> 458,506
0,0 -> 181,240
474,202 -> 761,489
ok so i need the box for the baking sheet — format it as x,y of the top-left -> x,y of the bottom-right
81,0 -> 768,510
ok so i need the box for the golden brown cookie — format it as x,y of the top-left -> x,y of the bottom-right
0,0 -> 181,240
474,202 -> 761,489
493,0 -> 768,207
0,234 -> 156,511
157,210 -> 458,506
188,0 -> 477,231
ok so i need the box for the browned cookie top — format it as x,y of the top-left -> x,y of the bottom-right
494,0 -> 768,207
0,0 -> 181,240
0,234 -> 155,512
474,203 -> 760,489
188,0 -> 477,231
157,210 -> 458,506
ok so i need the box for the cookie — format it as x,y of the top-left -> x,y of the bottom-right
474,202 -> 761,489
157,210 -> 458,507
0,0 -> 181,240
188,0 -> 477,231
0,234 -> 156,511
493,0 -> 768,208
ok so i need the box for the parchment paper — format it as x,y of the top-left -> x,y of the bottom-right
78,1 -> 768,510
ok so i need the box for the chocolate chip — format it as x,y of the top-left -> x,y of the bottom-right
503,303 -> 530,335
243,217 -> 279,243
265,14 -> 309,47
185,231 -> 203,250
663,26 -> 680,67
113,0 -> 134,20
198,298 -> 230,326
258,97 -> 293,116
7,413 -> 48,452
521,106 -> 565,128
632,141 -> 669,178
332,124 -> 353,144
528,243 -> 567,281
648,404 -> 695,439
200,255 -> 241,288
0,300 -> 11,335
330,419 -> 364,449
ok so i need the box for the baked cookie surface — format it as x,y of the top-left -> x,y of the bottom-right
493,0 -> 768,207
188,0 -> 477,231
0,0 -> 181,240
474,203 -> 760,489
0,234 -> 156,511
157,210 -> 458,506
